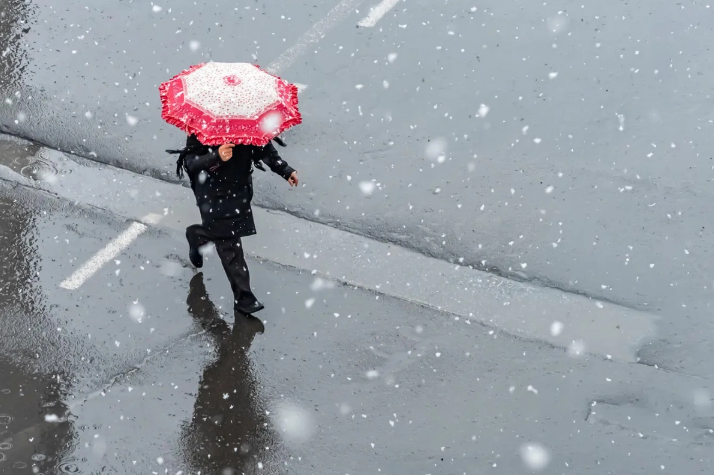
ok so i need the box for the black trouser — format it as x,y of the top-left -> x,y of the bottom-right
186,224 -> 258,309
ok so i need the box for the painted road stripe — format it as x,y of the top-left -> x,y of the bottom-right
59,213 -> 163,290
266,0 -> 366,74
357,0 -> 401,27
60,0 -> 332,289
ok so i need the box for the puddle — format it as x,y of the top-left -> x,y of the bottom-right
0,139 -> 64,182
59,461 -> 81,473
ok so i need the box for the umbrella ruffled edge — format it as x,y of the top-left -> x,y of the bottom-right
251,65 -> 303,146
271,80 -> 302,143
159,63 -> 207,136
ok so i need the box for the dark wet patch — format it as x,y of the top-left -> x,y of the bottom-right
0,355 -> 75,474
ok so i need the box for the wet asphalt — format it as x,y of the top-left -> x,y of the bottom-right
0,180 -> 712,474
1,0 -> 714,472
2,0 -> 714,379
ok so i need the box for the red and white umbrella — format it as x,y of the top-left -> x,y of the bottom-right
159,62 -> 301,146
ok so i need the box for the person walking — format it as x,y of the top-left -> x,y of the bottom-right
159,62 -> 302,314
169,134 -> 298,314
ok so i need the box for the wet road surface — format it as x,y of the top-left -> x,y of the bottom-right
1,0 -> 714,473
0,167 -> 711,473
2,0 -> 714,382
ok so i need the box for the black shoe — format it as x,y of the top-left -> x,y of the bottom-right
235,299 -> 265,315
186,229 -> 203,269
188,247 -> 203,269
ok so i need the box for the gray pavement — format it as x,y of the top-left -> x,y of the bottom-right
1,0 -> 714,473
0,176 -> 711,474
2,0 -> 714,381
0,134 -> 657,362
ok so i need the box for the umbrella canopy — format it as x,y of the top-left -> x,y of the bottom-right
159,62 -> 301,146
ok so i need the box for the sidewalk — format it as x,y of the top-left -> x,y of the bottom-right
0,133 -> 657,362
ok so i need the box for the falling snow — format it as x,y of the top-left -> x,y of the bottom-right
359,181 -> 376,196
520,443 -> 551,471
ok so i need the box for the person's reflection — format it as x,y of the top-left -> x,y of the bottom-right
181,273 -> 279,475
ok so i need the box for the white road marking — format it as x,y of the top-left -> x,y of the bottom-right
357,0 -> 401,27
265,0 -> 366,74
62,2 -> 358,289
59,213 -> 163,290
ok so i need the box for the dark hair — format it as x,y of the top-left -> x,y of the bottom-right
166,145 -> 205,179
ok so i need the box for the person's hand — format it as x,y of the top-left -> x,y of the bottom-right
218,143 -> 235,161
288,171 -> 299,187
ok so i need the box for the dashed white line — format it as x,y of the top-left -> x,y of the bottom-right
265,0 -> 366,74
357,0 -> 401,27
59,213 -> 162,290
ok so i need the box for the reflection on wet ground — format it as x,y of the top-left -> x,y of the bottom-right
0,190 -> 75,473
0,0 -> 34,90
1,146 -> 712,473
0,356 -> 74,473
0,178 -> 285,473
180,273 -> 276,474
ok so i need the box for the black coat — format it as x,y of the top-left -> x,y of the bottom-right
182,134 -> 295,237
